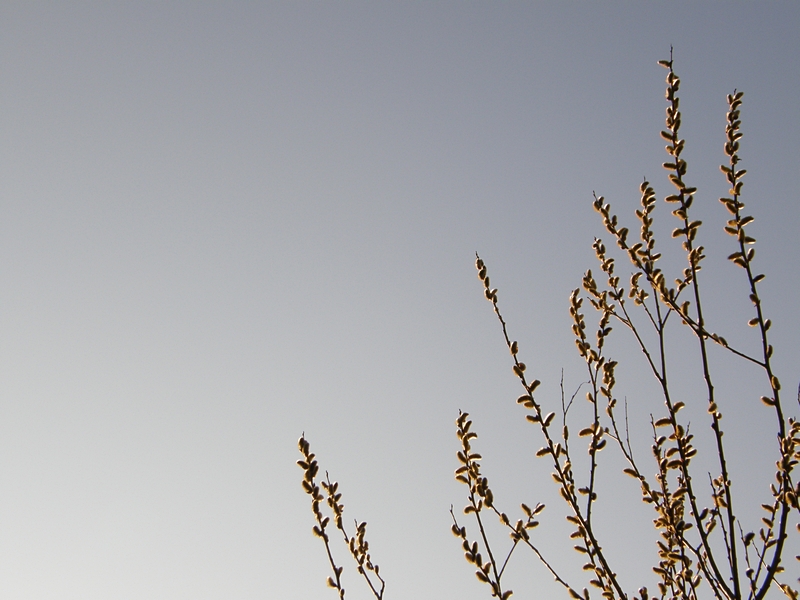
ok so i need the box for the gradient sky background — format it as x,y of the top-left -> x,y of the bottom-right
2,3 -> 799,599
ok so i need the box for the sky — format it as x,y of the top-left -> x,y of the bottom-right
1,2 -> 799,599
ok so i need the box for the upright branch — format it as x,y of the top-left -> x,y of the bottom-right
298,436 -> 385,600
451,411 -> 515,600
658,53 -> 740,599
298,436 -> 346,599
476,255 -> 628,600
718,90 -> 799,600
451,408 -> 585,600
584,236 -> 706,599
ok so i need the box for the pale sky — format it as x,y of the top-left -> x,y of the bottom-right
1,3 -> 799,599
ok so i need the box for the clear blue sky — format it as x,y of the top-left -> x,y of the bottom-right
1,3 -> 798,598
